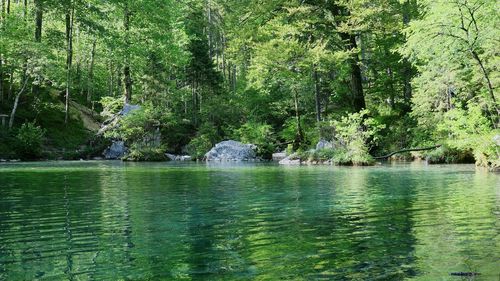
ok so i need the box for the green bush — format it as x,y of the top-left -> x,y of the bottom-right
186,134 -> 212,160
15,122 -> 45,160
326,110 -> 384,165
233,121 -> 276,159
422,145 -> 474,164
124,143 -> 167,161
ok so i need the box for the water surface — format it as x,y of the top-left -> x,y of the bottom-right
0,162 -> 498,280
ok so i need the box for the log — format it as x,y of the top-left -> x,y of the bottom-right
374,144 -> 442,160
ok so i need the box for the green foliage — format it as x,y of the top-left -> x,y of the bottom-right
327,110 -> 385,165
422,146 -> 475,164
124,143 -> 167,162
0,0 -> 496,169
14,122 -> 45,160
233,121 -> 276,159
186,135 -> 212,160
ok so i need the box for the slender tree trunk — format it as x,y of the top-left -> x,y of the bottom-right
32,0 -> 43,96
1,0 -> 5,104
401,0 -> 413,109
23,0 -> 27,19
6,0 -> 9,14
87,38 -> 97,103
0,57 -> 3,104
9,76 -> 28,129
123,2 -> 132,103
65,4 -> 74,124
34,0 -> 43,42
313,66 -> 321,122
8,67 -> 13,100
470,50 -> 498,113
293,88 -> 303,150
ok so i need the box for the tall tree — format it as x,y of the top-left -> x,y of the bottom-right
123,1 -> 132,103
64,1 -> 74,124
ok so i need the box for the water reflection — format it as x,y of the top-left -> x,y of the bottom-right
0,163 -> 498,280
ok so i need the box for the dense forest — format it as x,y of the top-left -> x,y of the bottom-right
0,0 -> 498,168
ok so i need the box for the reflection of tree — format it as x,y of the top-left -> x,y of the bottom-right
410,167 -> 500,280
301,167 -> 418,279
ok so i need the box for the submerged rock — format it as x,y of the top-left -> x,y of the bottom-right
103,141 -> 128,160
205,140 -> 257,161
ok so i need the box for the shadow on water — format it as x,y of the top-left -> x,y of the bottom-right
0,162 -> 498,280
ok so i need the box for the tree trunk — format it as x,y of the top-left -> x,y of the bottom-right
65,4 -> 74,124
0,56 -> 3,104
293,88 -> 304,150
470,50 -> 498,114
23,0 -> 27,19
6,0 -> 9,14
329,3 -> 366,112
9,77 -> 28,129
34,0 -> 43,42
348,36 -> 366,112
401,0 -> 413,109
123,2 -> 132,103
87,38 -> 97,103
313,66 -> 321,122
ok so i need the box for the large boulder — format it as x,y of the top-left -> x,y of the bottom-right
205,140 -> 257,161
272,151 -> 287,161
279,156 -> 301,165
103,141 -> 128,160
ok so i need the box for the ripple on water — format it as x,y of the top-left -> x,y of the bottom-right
0,162 -> 498,280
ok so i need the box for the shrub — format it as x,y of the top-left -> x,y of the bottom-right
326,110 -> 384,165
124,143 -> 167,161
422,145 -> 474,164
233,121 -> 276,159
15,122 -> 45,159
186,134 -> 212,160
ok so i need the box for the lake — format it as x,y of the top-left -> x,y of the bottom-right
0,161 -> 498,280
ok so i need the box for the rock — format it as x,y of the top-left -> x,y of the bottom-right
92,157 -> 103,160
0,159 -> 6,162
205,140 -> 257,161
272,152 -> 287,161
179,155 -> 192,161
493,135 -> 500,146
103,141 -> 128,160
98,104 -> 141,136
119,104 -> 141,116
165,153 -> 176,161
316,139 -> 335,150
165,153 -> 192,161
279,156 -> 301,165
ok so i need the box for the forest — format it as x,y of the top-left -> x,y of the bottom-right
0,0 -> 498,169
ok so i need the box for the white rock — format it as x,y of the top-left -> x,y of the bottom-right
279,156 -> 301,165
205,140 -> 257,161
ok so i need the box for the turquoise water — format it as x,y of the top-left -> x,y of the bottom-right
0,161 -> 498,280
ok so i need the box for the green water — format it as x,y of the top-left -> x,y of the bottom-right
0,162 -> 498,280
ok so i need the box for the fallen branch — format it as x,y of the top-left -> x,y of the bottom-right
374,144 -> 442,160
